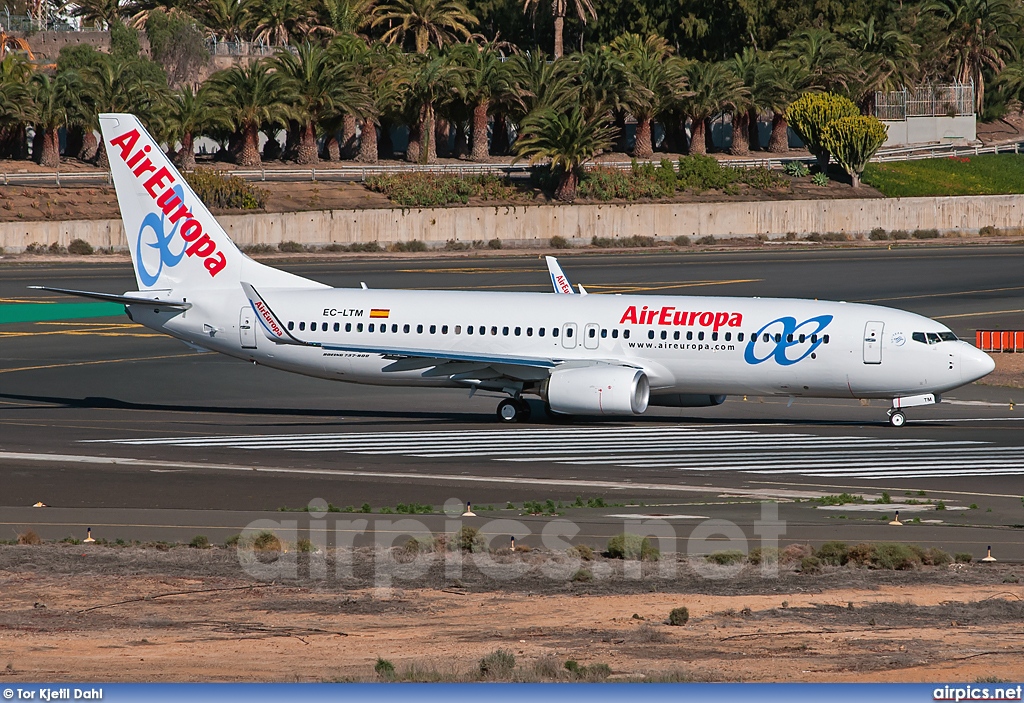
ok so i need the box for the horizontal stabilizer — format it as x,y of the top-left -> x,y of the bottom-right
28,286 -> 191,310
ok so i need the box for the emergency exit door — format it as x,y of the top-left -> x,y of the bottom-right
863,321 -> 883,364
240,306 -> 257,349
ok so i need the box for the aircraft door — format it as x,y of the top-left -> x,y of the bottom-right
239,306 -> 257,349
583,323 -> 600,349
863,321 -> 883,364
562,322 -> 578,349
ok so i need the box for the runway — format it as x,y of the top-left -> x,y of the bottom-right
2,247 -> 1024,557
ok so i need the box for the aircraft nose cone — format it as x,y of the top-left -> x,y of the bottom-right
961,344 -> 996,383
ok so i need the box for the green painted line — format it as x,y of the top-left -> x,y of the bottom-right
0,302 -> 126,324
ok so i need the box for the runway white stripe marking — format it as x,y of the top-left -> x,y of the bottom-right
82,425 -> 1024,480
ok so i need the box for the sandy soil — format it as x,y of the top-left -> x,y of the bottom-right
978,353 -> 1024,389
1,545 -> 1022,683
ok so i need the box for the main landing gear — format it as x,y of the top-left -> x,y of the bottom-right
886,409 -> 906,427
496,397 -> 532,423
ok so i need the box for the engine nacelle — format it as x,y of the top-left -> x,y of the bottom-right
546,366 -> 650,416
650,394 -> 727,408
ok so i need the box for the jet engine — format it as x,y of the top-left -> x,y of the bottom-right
546,365 -> 650,415
650,394 -> 727,407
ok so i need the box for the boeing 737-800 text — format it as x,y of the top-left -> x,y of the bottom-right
33,114 -> 995,427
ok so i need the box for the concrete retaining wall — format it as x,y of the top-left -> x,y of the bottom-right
3,194 -> 1022,253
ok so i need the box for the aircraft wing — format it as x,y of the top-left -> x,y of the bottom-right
545,256 -> 575,294
28,286 -> 192,310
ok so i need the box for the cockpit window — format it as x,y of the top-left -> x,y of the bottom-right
939,332 -> 958,342
912,332 -> 925,343
926,333 -> 942,344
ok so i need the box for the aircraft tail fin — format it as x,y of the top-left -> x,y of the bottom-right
99,113 -> 324,294
545,256 -> 575,295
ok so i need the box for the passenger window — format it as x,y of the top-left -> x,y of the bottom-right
478,326 -> 485,335
553,328 -> 559,337
345,323 -> 352,332
725,332 -> 731,341
403,324 -> 410,333
774,334 -> 782,343
430,325 -> 436,334
370,323 -> 376,332
515,327 -> 521,336
623,330 -> 630,339
527,327 -> 533,337
660,331 -> 667,340
823,334 -> 830,344
392,324 -> 398,333
467,326 -> 473,335
417,324 -> 423,333
539,328 -> 545,337
491,326 -> 498,336
712,332 -> 718,341
502,326 -> 509,336
288,321 -> 294,330
589,328 -> 597,338
612,329 -> 619,339
357,323 -> 363,332
763,333 -> 770,343
380,325 -> 386,334
811,334 -> 817,343
648,330 -> 655,340
687,331 -> 693,341
698,331 -> 705,341
798,334 -> 805,343
455,325 -> 461,334
442,325 -> 448,334
299,322 -> 306,331
674,331 -> 680,340
786,334 -> 793,343
601,329 -> 607,338
333,322 -> 340,332
738,333 -> 744,342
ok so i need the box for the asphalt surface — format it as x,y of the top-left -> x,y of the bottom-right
2,246 -> 1024,558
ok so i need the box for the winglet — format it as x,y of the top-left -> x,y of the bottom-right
545,256 -> 575,294
240,281 -> 311,346
577,284 -> 588,295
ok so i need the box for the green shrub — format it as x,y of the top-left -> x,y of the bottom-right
296,538 -> 313,553
224,534 -> 241,547
923,547 -> 951,566
869,228 -> 888,241
673,235 -> 691,246
846,542 -> 876,565
571,568 -> 593,582
816,541 -> 849,566
696,235 -> 716,245
184,169 -> 266,209
549,235 -> 570,249
800,555 -> 822,573
748,547 -> 779,565
444,239 -> 471,251
820,115 -> 889,187
912,228 -> 940,239
68,238 -> 94,255
979,225 -> 1001,236
390,240 -> 428,252
374,657 -> 396,680
568,543 -> 594,561
479,649 -> 516,678
738,166 -> 788,189
706,550 -> 746,565
348,241 -> 383,253
872,542 -> 922,570
456,525 -> 484,553
366,173 -> 516,206
591,235 -> 658,248
606,533 -> 659,561
251,530 -> 282,551
667,606 -> 689,626
242,243 -> 275,254
786,92 -> 860,167
890,229 -> 910,240
810,172 -> 829,187
677,154 -> 738,191
487,238 -> 502,249
783,161 -> 811,177
955,552 -> 973,563
278,240 -> 305,253
188,535 -> 210,549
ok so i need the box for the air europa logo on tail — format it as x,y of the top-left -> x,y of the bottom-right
620,305 -> 742,332
109,128 -> 226,279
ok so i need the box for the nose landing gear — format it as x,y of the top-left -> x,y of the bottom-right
887,409 -> 906,427
496,397 -> 532,423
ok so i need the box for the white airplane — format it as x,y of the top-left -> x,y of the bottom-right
35,114 -> 995,427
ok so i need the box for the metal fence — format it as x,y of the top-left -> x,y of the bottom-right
205,39 -> 276,57
874,83 -> 975,121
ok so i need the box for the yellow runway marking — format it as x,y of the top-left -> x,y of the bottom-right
0,329 -> 161,338
0,352 -> 207,375
438,278 -> 761,292
935,308 -> 1024,320
861,285 -> 1024,303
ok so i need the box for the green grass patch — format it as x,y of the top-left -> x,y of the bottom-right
862,154 -> 1024,197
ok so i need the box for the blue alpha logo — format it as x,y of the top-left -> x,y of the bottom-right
744,315 -> 833,366
136,184 -> 187,287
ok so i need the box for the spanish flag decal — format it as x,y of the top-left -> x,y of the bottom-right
370,309 -> 390,319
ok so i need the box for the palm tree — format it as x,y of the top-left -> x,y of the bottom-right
924,0 -> 1021,113
451,42 -> 514,161
759,56 -> 810,153
611,33 -> 688,159
248,0 -> 319,45
371,0 -> 478,54
199,0 -> 254,41
273,41 -> 368,164
29,72 -> 79,168
403,50 -> 463,163
351,42 -> 408,163
0,55 -> 33,160
522,0 -> 596,59
81,57 -> 169,166
843,17 -> 918,109
165,84 -> 227,170
316,0 -> 374,36
208,60 -> 295,166
729,47 -> 767,155
68,0 -> 127,27
514,105 -> 615,201
679,60 -> 746,155
777,29 -> 860,95
505,52 -> 576,155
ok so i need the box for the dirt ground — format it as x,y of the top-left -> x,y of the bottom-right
1,545 -> 1022,683
979,353 -> 1024,389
